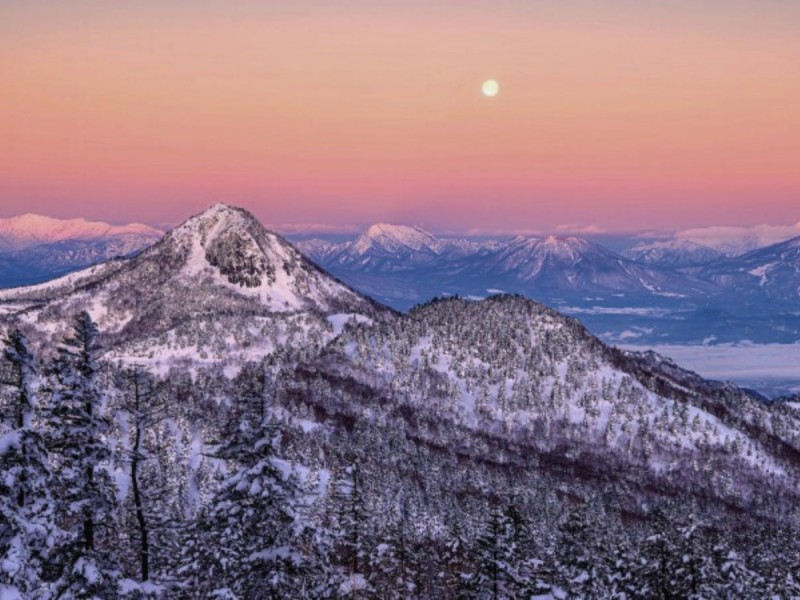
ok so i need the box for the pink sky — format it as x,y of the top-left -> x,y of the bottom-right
1,1 -> 798,232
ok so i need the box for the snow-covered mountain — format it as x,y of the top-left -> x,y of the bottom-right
314,294 -> 795,505
449,235 -> 712,297
0,204 -> 384,366
0,213 -> 161,250
699,235 -> 800,301
295,224 -> 800,345
623,239 -> 725,268
0,214 -> 163,288
299,223 -> 488,273
304,228 -> 715,310
675,222 -> 800,256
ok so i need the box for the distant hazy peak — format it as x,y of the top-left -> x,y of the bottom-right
0,212 -> 163,249
674,222 -> 800,256
623,238 -> 727,268
631,238 -> 711,251
506,234 -> 596,256
353,223 -> 441,254
363,222 -> 433,238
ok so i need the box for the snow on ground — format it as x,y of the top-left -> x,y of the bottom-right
748,262 -> 777,287
0,303 -> 33,316
327,313 -> 373,336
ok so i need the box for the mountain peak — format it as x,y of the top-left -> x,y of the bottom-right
153,204 -> 357,303
0,204 -> 381,362
506,235 -> 593,260
177,203 -> 255,230
363,222 -> 429,237
624,238 -> 725,267
353,223 -> 440,255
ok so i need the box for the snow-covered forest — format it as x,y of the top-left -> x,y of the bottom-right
3,309 -> 800,598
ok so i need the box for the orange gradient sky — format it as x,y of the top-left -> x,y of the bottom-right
1,1 -> 798,232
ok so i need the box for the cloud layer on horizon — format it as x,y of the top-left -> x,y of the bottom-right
674,222 -> 800,254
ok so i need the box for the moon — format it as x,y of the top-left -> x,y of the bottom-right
482,79 -> 499,97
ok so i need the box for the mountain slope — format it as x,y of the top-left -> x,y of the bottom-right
623,239 -> 725,268
0,204 -> 385,365
699,235 -> 800,301
306,295 -> 800,506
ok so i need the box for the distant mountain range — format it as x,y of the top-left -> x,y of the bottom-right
298,223 -> 800,345
0,213 -> 163,287
622,239 -> 725,268
297,226 -> 713,305
2,214 -> 799,345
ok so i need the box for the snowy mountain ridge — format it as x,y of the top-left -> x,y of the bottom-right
351,223 -> 444,255
0,213 -> 164,288
0,213 -> 162,250
699,234 -> 800,300
623,239 -> 725,268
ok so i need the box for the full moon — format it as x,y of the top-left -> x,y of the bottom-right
482,79 -> 499,97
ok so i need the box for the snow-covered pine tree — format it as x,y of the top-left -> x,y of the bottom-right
436,520 -> 472,598
705,541 -> 756,597
554,505 -> 606,599
179,364 -> 316,598
637,508 -> 681,600
329,461 -> 372,598
603,529 -> 640,599
0,330 -> 59,598
48,312 -> 122,598
467,502 -> 534,599
369,505 -> 420,599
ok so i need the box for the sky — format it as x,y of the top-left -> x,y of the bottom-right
1,1 -> 798,233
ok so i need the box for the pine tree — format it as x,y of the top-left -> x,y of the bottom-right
0,331 -> 59,597
48,312 -> 122,598
603,531 -> 640,599
329,462 -> 372,598
638,508 -> 681,600
707,542 -> 755,598
370,508 -> 419,599
674,512 -> 708,598
179,368 -> 315,598
554,505 -> 605,599
437,520 -> 472,597
468,502 -> 533,599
